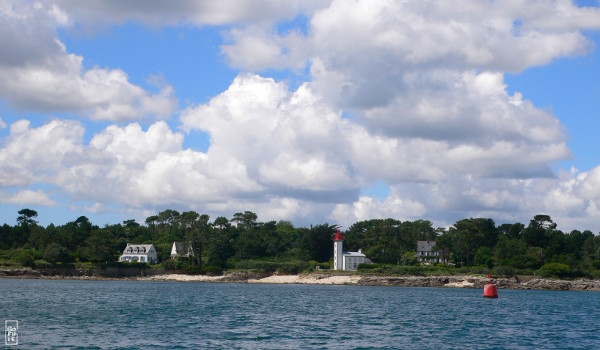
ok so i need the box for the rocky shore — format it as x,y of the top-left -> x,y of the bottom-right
2,268 -> 599,291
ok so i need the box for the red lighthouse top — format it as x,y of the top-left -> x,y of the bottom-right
333,228 -> 344,241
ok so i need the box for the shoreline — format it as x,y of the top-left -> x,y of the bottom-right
138,273 -> 600,291
2,268 -> 599,291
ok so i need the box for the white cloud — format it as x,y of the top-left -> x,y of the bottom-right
181,74 -> 361,196
83,202 -> 110,214
0,119 -> 84,187
330,194 -> 427,228
222,25 -> 309,71
56,0 -> 330,27
0,117 -> 5,129
1,189 -> 56,206
0,1 -> 177,121
1,1 -> 600,232
219,0 -> 600,110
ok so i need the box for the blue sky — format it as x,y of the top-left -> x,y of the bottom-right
1,1 -> 600,232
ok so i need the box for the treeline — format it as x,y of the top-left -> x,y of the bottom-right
1,209 -> 599,278
345,215 -> 600,278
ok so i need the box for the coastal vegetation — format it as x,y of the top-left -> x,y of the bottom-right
1,209 -> 599,279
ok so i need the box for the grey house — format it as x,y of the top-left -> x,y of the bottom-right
170,241 -> 194,259
416,240 -> 447,265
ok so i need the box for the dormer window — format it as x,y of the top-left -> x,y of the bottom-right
127,247 -> 132,253
134,247 -> 139,253
141,247 -> 146,253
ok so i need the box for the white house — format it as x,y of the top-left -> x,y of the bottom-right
119,243 -> 158,264
416,240 -> 447,264
333,229 -> 371,271
171,241 -> 194,259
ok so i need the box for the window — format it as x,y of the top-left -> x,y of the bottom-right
140,256 -> 145,262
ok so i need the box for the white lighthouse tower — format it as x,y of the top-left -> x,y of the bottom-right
333,228 -> 344,270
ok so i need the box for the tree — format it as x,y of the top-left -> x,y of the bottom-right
145,215 -> 159,236
435,230 -> 453,263
523,214 -> 556,248
81,227 -> 120,263
296,224 -> 336,262
232,211 -> 258,230
157,209 -> 180,238
450,219 -> 485,266
44,243 -> 68,266
207,217 -> 234,267
13,209 -> 39,247
17,208 -> 38,227
498,223 -> 524,240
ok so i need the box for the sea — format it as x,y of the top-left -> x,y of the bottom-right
0,279 -> 598,349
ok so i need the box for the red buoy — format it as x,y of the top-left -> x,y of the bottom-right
484,273 -> 498,298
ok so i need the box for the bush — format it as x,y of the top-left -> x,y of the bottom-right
493,265 -> 515,277
308,260 -> 330,270
13,249 -> 35,267
358,263 -> 380,270
276,261 -> 308,275
356,264 -> 426,276
33,259 -> 51,268
203,265 -> 223,275
538,263 -> 574,279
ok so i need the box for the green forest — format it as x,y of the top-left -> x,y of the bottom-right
1,208 -> 599,279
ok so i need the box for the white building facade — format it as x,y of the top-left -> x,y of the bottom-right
119,243 -> 158,264
333,229 -> 371,271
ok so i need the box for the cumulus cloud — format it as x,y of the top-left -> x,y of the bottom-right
0,1 -> 177,121
0,119 -> 84,187
222,25 -> 309,71
1,0 -> 600,232
82,202 -> 110,214
220,0 -> 600,108
178,74 -> 579,226
1,189 -> 56,206
181,74 -> 360,199
330,194 -> 427,228
56,0 -> 329,27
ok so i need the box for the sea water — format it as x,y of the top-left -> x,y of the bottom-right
0,279 -> 598,349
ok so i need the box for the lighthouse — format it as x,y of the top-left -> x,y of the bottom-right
333,228 -> 344,270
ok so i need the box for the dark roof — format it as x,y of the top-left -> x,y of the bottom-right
417,240 -> 436,252
174,242 -> 186,253
172,241 -> 193,256
122,244 -> 154,255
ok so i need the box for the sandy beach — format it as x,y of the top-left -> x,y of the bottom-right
138,273 -> 362,285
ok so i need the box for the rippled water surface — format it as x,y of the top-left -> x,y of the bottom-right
1,279 -> 599,349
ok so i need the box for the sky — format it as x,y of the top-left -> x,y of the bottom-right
1,0 -> 600,232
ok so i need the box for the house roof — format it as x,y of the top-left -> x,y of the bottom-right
417,240 -> 436,252
172,241 -> 194,256
343,251 -> 366,257
173,241 -> 186,253
122,244 -> 154,255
